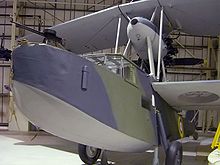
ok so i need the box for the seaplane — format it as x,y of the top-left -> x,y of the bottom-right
11,0 -> 220,164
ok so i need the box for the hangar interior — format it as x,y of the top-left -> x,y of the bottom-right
0,0 -> 219,165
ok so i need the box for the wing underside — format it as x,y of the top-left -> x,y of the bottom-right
24,0 -> 157,54
22,0 -> 220,54
152,80 -> 220,111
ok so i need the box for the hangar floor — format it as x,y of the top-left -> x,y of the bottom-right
0,130 -> 213,165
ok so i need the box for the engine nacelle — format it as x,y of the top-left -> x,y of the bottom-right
127,17 -> 167,61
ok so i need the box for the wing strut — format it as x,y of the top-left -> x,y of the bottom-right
123,39 -> 131,56
115,17 -> 122,54
150,7 -> 158,22
146,36 -> 155,78
161,60 -> 167,81
156,7 -> 164,80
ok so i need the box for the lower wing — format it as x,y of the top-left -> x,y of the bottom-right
152,80 -> 220,111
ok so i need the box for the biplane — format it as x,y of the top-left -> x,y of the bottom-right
11,0 -> 220,164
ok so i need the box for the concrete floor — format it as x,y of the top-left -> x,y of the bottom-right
0,130 -> 213,165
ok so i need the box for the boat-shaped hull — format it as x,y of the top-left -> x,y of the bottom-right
13,81 -> 151,152
12,44 -> 157,152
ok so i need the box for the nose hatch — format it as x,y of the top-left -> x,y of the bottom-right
131,19 -> 138,25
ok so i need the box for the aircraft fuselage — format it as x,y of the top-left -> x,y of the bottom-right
12,43 -> 180,152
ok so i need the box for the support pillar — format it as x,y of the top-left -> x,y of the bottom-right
9,0 -> 29,131
10,0 -> 17,50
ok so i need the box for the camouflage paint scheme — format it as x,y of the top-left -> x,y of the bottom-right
12,43 -> 181,151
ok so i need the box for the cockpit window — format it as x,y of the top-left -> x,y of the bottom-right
81,53 -> 141,85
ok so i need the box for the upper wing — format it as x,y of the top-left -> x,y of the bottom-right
23,0 -> 220,54
152,80 -> 220,111
160,0 -> 220,36
24,0 -> 158,54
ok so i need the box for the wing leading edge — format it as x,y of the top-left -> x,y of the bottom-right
23,0 -> 220,54
152,80 -> 220,111
24,0 -> 158,54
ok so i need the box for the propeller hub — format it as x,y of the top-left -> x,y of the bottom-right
131,19 -> 138,25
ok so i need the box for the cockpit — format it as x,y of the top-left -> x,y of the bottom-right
81,53 -> 142,85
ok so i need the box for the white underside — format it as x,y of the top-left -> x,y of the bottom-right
127,22 -> 166,60
13,81 -> 151,152
153,80 -> 220,111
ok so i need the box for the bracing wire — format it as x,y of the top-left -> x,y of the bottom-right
117,4 -> 130,22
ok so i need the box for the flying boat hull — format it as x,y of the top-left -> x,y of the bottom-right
13,80 -> 151,152
12,43 -> 158,152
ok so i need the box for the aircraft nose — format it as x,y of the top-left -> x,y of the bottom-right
131,18 -> 138,25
